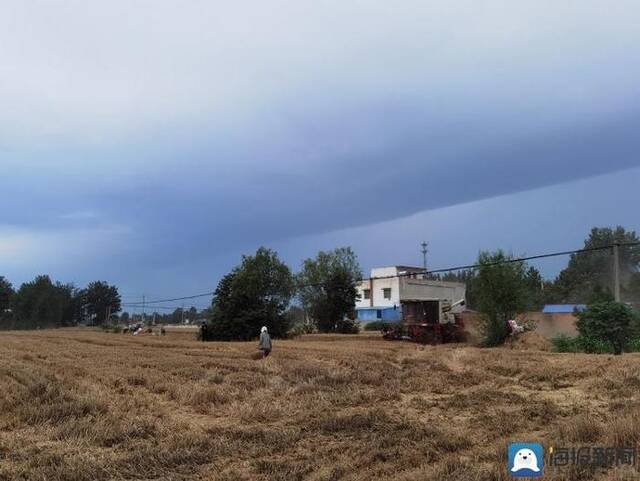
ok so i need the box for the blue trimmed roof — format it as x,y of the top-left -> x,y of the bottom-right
542,304 -> 586,313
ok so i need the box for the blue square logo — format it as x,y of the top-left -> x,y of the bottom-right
508,443 -> 544,477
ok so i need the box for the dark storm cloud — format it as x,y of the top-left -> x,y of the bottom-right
2,0 -> 640,292
4,100 -> 640,273
75,104 -> 640,267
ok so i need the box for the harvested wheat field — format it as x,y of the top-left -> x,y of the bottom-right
1,329 -> 640,481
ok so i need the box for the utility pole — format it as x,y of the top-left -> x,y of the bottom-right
181,303 -> 185,324
421,241 -> 429,273
142,295 -> 146,324
613,243 -> 621,302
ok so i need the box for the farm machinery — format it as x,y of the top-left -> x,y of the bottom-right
382,298 -> 467,344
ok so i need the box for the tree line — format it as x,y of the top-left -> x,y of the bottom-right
2,226 -> 637,344
0,277 -> 121,329
119,307 -> 209,326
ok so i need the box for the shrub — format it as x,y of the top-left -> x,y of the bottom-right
576,335 -> 614,354
363,321 -> 397,331
479,315 -> 510,347
335,318 -> 360,334
287,321 -> 316,338
576,301 -> 635,355
628,338 -> 640,352
551,334 -> 614,354
551,334 -> 580,353
101,324 -> 121,334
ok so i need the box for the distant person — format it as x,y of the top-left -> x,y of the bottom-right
200,322 -> 208,342
258,326 -> 272,358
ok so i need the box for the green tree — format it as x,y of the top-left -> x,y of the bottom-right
0,276 -> 15,328
83,281 -> 122,325
553,227 -> 640,303
12,275 -> 74,329
297,247 -> 362,333
171,307 -> 184,324
0,276 -> 13,312
120,311 -> 130,324
523,265 -> 545,310
284,305 -> 307,327
208,247 -> 294,340
67,287 -> 89,325
576,301 -> 635,355
472,250 -> 535,346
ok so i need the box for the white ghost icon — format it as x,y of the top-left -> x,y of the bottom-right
512,448 -> 540,472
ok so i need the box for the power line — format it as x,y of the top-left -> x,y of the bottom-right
123,291 -> 215,307
423,242 -> 640,276
123,241 -> 640,302
120,304 -> 208,311
121,304 -> 169,310
291,242 -> 640,287
463,242 -> 632,271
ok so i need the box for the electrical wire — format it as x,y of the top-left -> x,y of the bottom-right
121,241 -> 640,302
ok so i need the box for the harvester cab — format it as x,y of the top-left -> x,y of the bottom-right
382,297 -> 467,344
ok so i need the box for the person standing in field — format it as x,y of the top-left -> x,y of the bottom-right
258,326 -> 272,358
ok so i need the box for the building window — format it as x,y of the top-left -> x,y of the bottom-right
363,289 -> 371,300
376,309 -> 382,319
383,288 -> 391,300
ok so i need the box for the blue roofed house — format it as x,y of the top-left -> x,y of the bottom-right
542,304 -> 587,314
355,266 -> 466,324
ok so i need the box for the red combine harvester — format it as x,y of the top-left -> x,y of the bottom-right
382,298 -> 467,344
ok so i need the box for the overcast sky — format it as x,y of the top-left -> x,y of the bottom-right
2,1 -> 640,309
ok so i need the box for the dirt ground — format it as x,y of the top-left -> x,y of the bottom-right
1,329 -> 639,480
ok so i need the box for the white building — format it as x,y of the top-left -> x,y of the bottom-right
355,266 -> 466,322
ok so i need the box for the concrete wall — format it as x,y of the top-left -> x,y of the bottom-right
355,277 -> 401,309
372,277 -> 400,307
371,267 -> 401,278
399,279 -> 466,303
461,310 -> 578,341
517,312 -> 578,338
355,280 -> 370,309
